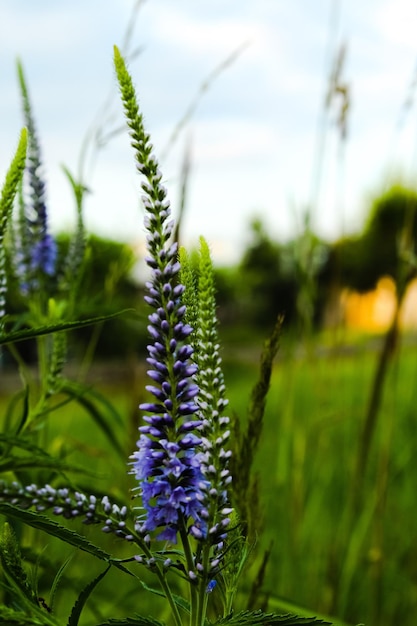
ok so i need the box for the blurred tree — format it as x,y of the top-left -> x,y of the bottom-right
56,233 -> 145,358
56,233 -> 137,311
329,185 -> 417,292
237,218 -> 297,328
4,233 -> 146,359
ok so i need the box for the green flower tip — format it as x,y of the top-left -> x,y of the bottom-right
16,58 -> 27,96
0,127 -> 27,222
113,45 -> 135,106
113,44 -> 125,78
199,236 -> 211,262
113,44 -> 121,61
17,127 -> 28,154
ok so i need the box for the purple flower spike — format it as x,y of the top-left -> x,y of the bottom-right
14,63 -> 57,294
128,122 -> 207,544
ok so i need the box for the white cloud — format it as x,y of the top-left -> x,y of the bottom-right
149,6 -> 271,60
1,4 -> 88,56
375,0 -> 417,48
3,0 -> 417,265
191,117 -> 276,164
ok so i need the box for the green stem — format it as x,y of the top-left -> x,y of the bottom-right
78,320 -> 103,383
195,515 -> 215,626
137,537 -> 184,626
6,341 -> 33,391
154,567 -> 184,626
179,518 -> 198,626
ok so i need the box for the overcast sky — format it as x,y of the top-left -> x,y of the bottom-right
1,0 -> 417,264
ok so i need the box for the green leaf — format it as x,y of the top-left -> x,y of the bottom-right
61,165 -> 87,212
0,453 -> 96,475
0,521 -> 38,604
95,616 -> 165,626
3,388 -> 30,434
140,581 -> 190,615
179,246 -> 198,332
267,596 -> 350,626
49,553 -> 74,613
16,384 -> 30,435
67,564 -> 110,626
0,605 -> 55,625
61,381 -> 125,459
211,610 -> 332,626
0,309 -> 133,345
0,432 -> 53,456
0,504 -> 132,576
0,128 -> 27,240
0,424 -> 97,476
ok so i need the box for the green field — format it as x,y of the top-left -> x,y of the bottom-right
223,333 -> 417,626
2,331 -> 417,626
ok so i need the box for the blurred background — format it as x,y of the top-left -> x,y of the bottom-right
1,0 -> 417,263
2,2 -> 417,625
2,0 -> 417,344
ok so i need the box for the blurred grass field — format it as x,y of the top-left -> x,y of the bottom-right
2,330 -> 417,625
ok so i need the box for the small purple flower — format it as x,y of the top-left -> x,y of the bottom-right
14,62 -> 57,293
31,232 -> 57,276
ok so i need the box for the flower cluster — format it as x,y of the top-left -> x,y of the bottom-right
114,49 -> 211,545
13,61 -> 57,295
0,481 -> 132,540
180,239 -> 234,577
130,175 -> 208,542
0,129 -> 27,323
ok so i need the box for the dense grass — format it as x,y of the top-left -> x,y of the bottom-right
223,333 -> 417,626
2,332 -> 417,625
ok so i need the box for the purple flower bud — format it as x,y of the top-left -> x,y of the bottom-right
206,580 -> 217,593
173,284 -> 185,297
178,402 -> 199,416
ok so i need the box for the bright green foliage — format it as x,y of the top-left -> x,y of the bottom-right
0,504 -> 133,573
213,610 -> 331,625
94,617 -> 165,626
113,45 -> 149,175
0,47 -> 339,626
0,128 -> 27,241
0,525 -> 60,624
67,565 -> 111,626
0,128 -> 27,323
216,509 -> 250,616
0,522 -> 37,605
0,606 -> 54,625
179,246 -> 199,333
60,166 -> 87,305
230,315 -> 282,541
195,237 -> 219,358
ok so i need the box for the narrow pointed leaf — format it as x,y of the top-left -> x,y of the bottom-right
61,381 -> 125,459
211,610 -> 332,626
0,605 -> 57,625
0,504 -> 132,575
0,455 -> 96,475
49,553 -> 74,613
0,128 -> 27,239
140,581 -> 190,615
67,565 -> 111,626
95,617 -> 165,626
0,309 -> 133,345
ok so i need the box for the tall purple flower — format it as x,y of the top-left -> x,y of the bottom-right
114,49 -> 208,543
15,61 -> 57,294
131,194 -> 208,543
